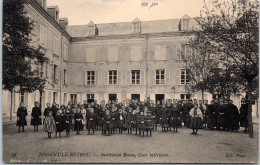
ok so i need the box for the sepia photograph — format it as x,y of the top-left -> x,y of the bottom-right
2,0 -> 259,163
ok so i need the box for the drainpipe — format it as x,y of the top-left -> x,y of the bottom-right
145,34 -> 149,99
60,32 -> 64,105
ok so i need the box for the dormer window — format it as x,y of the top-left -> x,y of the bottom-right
132,18 -> 141,33
87,21 -> 97,36
179,14 -> 191,31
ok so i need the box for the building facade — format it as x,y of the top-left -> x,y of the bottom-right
2,0 -> 258,120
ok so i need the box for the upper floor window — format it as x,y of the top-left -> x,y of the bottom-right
53,64 -> 58,82
39,25 -> 47,47
64,69 -> 67,85
180,94 -> 191,100
63,44 -> 68,61
87,21 -> 97,36
109,70 -> 117,85
156,69 -> 165,84
181,69 -> 190,84
53,36 -> 60,55
86,71 -> 95,85
131,70 -> 140,85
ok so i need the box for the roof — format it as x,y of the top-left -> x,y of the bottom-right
66,16 -> 198,37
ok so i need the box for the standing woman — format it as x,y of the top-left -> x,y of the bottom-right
31,101 -> 42,131
189,103 -> 203,135
17,103 -> 28,132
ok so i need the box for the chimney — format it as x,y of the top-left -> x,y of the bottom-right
35,0 -> 47,10
59,18 -> 68,30
47,6 -> 59,22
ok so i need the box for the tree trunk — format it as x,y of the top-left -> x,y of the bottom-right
10,91 -> 13,121
247,79 -> 254,138
202,89 -> 204,103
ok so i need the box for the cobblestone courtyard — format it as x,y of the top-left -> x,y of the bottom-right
2,121 -> 259,164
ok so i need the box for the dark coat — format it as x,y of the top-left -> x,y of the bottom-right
74,112 -> 83,130
240,104 -> 248,127
125,112 -> 133,129
170,108 -> 179,127
31,107 -> 42,126
206,104 -> 216,128
160,109 -> 168,127
63,113 -> 72,131
103,115 -> 111,132
138,115 -> 146,131
229,104 -> 240,131
54,115 -> 64,132
116,113 -> 125,128
217,105 -> 226,128
86,112 -> 96,130
44,107 -> 51,117
16,107 -> 28,126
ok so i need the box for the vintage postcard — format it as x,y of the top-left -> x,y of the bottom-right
2,0 -> 259,163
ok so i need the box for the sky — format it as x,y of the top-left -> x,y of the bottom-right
47,0 -> 205,26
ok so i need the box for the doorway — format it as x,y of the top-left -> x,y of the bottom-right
131,94 -> 140,102
108,94 -> 117,102
155,94 -> 165,104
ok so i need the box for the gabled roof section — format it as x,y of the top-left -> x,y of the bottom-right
181,14 -> 191,20
87,21 -> 95,26
132,17 -> 141,23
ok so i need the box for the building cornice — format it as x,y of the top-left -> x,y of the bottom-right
70,31 -> 195,42
28,0 -> 72,41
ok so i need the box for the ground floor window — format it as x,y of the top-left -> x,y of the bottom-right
109,94 -> 117,102
20,91 -> 25,104
87,94 -> 95,103
155,94 -> 165,104
70,94 -> 77,104
53,92 -> 57,103
131,94 -> 140,102
180,94 -> 191,100
63,93 -> 67,105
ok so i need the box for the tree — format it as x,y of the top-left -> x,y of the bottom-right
3,0 -> 48,120
3,0 -> 48,92
197,0 -> 259,138
179,32 -> 219,102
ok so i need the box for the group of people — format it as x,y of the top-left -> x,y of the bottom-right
16,97 -> 249,138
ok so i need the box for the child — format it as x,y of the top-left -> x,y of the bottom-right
125,108 -> 133,134
81,106 -> 87,131
110,105 -> 117,134
189,103 -> 203,135
86,108 -> 96,135
138,111 -> 146,136
145,108 -> 153,136
74,108 -> 83,135
54,110 -> 64,138
16,103 -> 28,132
171,104 -> 179,133
160,105 -> 168,132
64,109 -> 72,137
103,110 -> 111,136
31,101 -> 42,131
43,111 -> 56,138
116,109 -> 125,134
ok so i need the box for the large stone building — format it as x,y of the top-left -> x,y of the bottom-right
2,0 -> 258,120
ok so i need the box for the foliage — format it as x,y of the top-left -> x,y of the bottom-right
3,0 -> 48,92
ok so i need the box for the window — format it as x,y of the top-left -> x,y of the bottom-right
64,45 -> 68,61
63,93 -> 67,105
53,92 -> 57,103
131,94 -> 140,102
63,69 -> 67,85
181,69 -> 190,84
181,19 -> 189,31
20,91 -> 25,104
53,36 -> 60,55
131,70 -> 140,85
132,22 -> 140,33
156,69 -> 165,84
53,64 -> 58,82
87,94 -> 95,103
109,70 -> 117,85
86,71 -> 95,85
70,94 -> 77,103
40,25 -> 47,46
180,94 -> 191,100
109,94 -> 117,101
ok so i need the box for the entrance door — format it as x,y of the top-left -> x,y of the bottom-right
108,94 -> 117,102
155,94 -> 165,104
131,94 -> 140,102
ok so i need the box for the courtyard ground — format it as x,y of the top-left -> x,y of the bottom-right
2,118 -> 259,164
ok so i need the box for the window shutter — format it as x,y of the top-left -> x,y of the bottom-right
104,70 -> 108,85
166,69 -> 170,85
50,64 -> 54,79
128,70 -> 131,85
141,70 -> 145,85
153,70 -> 156,85
117,70 -> 121,85
95,70 -> 99,85
80,71 -> 84,86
